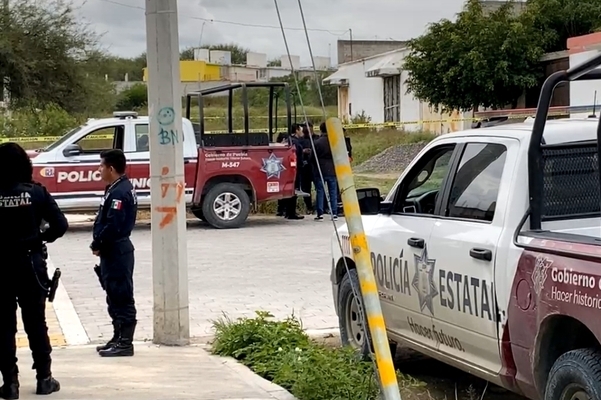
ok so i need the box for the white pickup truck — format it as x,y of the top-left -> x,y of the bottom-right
331,55 -> 601,400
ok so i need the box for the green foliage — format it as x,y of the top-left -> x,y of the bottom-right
268,58 -> 282,67
525,0 -> 601,52
0,0 -> 117,114
404,0 -> 545,112
116,84 -> 148,111
212,311 -> 388,400
0,104 -> 83,137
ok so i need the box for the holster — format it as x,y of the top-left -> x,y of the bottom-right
94,264 -> 105,290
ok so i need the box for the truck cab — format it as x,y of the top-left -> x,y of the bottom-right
331,53 -> 601,399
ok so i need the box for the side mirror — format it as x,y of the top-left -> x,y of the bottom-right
357,188 -> 383,215
62,143 -> 81,157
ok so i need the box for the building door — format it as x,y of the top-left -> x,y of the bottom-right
338,86 -> 349,120
383,75 -> 401,122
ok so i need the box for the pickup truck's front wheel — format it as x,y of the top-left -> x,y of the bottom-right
202,183 -> 250,229
338,269 -> 398,360
545,348 -> 601,400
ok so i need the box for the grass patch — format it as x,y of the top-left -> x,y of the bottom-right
211,311 -> 425,400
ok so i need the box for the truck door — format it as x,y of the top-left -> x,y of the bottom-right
53,122 -> 129,209
367,142 -> 458,348
125,120 -> 198,207
426,137 -> 519,375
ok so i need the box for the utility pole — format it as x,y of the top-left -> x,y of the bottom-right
145,0 -> 190,346
1,0 -> 9,105
349,28 -> 353,62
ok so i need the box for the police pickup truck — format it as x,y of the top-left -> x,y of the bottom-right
331,54 -> 601,400
27,82 -> 299,229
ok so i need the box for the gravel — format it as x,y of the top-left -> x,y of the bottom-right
355,143 -> 428,174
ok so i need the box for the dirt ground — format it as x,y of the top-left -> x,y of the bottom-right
314,333 -> 527,400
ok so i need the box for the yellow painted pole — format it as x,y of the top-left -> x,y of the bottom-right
326,117 -> 401,400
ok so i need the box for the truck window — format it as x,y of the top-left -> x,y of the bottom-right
445,143 -> 507,222
134,124 -> 149,152
76,125 -> 125,154
392,145 -> 455,215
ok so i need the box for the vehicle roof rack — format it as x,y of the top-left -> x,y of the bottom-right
528,53 -> 601,230
185,82 -> 292,147
113,111 -> 138,119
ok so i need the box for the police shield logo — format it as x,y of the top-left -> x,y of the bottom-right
39,167 -> 55,178
260,153 -> 286,179
411,245 -> 439,316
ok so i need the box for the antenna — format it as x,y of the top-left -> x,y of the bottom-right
589,90 -> 597,118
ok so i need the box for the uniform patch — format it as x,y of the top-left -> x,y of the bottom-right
111,199 -> 122,210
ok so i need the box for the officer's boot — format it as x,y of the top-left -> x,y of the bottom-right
98,322 -> 136,357
96,322 -> 120,352
35,377 -> 60,396
0,366 -> 19,400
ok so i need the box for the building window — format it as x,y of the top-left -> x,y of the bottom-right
383,75 -> 400,122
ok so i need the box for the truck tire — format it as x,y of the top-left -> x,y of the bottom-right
545,348 -> 601,400
191,208 -> 205,221
201,183 -> 250,229
338,269 -> 397,360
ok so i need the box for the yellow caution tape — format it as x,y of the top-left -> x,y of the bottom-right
3,112 -> 584,143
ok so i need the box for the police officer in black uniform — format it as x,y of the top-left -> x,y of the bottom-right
91,149 -> 138,358
0,143 -> 68,399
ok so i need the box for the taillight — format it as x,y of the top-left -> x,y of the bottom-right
290,148 -> 297,167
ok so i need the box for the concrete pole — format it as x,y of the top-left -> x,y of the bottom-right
145,0 -> 190,346
326,117 -> 402,400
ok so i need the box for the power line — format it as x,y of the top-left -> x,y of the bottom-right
99,0 -> 349,36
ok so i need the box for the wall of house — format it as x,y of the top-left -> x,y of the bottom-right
337,40 -> 407,64
342,57 -> 386,122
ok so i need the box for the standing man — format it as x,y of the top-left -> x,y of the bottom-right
313,123 -> 339,221
0,143 -> 68,398
91,149 -> 138,358
284,124 -> 306,220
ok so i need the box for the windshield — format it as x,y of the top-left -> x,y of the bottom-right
43,125 -> 85,152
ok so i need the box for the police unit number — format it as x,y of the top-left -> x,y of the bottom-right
222,162 -> 240,168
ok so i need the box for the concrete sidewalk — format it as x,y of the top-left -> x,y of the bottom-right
14,343 -> 296,400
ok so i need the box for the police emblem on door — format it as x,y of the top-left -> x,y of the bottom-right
260,153 -> 286,179
412,245 -> 439,315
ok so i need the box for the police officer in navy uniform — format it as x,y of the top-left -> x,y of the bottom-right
91,149 -> 138,357
0,143 -> 68,399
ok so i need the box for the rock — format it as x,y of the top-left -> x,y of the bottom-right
355,143 -> 427,174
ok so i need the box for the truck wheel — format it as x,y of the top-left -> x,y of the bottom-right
191,208 -> 205,221
201,183 -> 250,229
338,269 -> 397,360
545,348 -> 601,400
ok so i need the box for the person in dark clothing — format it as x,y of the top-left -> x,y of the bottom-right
0,142 -> 68,398
92,149 -> 138,358
281,124 -> 305,220
300,122 -> 320,213
313,123 -> 338,221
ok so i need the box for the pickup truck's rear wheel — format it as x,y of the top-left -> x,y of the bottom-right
545,349 -> 601,400
338,269 -> 397,360
202,183 -> 250,229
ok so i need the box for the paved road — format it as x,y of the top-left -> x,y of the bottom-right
48,217 -> 340,343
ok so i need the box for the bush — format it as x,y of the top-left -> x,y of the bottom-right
0,104 -> 82,137
212,311 -> 423,400
116,83 -> 148,111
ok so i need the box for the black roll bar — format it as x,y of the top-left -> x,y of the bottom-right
185,81 -> 292,146
529,53 -> 601,230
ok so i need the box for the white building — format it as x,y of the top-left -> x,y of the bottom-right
568,32 -> 601,117
324,48 -> 471,134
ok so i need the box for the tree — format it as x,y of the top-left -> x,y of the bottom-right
267,58 -> 282,67
403,0 -> 545,112
0,0 -> 116,113
524,0 -> 601,52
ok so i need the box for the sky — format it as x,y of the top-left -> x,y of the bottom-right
74,0 -> 469,66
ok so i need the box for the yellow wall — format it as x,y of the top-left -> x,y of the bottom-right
143,61 -> 221,82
